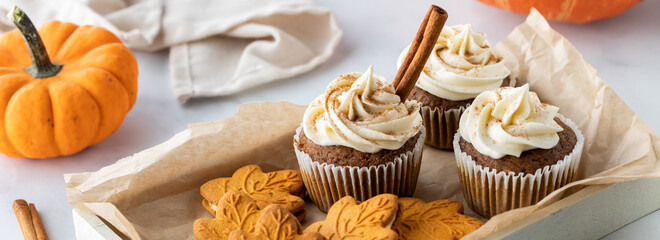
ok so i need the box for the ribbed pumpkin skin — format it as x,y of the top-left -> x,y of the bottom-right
478,0 -> 641,23
0,21 -> 138,158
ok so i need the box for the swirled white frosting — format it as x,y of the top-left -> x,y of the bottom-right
459,84 -> 563,159
397,24 -> 511,101
302,66 -> 422,153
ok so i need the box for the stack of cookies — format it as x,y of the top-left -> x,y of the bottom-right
194,165 -> 483,240
194,165 -> 318,239
199,165 -> 306,221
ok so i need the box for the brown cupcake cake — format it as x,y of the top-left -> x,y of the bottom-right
296,131 -> 422,168
398,24 -> 513,149
458,118 -> 577,174
454,84 -> 583,218
294,66 -> 425,212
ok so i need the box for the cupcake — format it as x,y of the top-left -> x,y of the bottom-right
294,66 -> 425,212
397,24 -> 513,149
454,84 -> 583,218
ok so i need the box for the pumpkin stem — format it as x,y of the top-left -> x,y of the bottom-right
7,6 -> 62,78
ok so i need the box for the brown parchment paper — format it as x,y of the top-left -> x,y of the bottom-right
65,9 -> 660,240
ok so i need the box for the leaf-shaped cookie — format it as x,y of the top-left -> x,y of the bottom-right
392,198 -> 484,240
194,190 -> 263,240
305,194 -> 398,240
201,165 -> 305,218
229,205 -> 325,240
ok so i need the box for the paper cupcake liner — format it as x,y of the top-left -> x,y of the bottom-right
294,125 -> 425,212
454,114 -> 584,218
421,105 -> 466,150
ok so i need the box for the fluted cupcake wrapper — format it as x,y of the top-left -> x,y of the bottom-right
294,125 -> 425,213
421,105 -> 466,150
453,114 -> 584,218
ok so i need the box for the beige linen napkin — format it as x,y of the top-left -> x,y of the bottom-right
0,0 -> 342,102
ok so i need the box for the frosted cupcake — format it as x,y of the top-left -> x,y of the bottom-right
294,66 -> 425,212
454,84 -> 583,218
397,24 -> 513,149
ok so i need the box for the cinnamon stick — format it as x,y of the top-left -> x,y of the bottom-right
30,203 -> 49,240
13,199 -> 37,240
392,6 -> 433,88
394,5 -> 448,100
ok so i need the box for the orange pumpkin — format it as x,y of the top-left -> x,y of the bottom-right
0,7 -> 138,158
478,0 -> 642,23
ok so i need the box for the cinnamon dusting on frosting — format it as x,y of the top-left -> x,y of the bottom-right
459,84 -> 563,158
303,66 -> 422,153
398,24 -> 511,101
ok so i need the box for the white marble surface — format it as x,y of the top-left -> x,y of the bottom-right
2,0 -> 659,239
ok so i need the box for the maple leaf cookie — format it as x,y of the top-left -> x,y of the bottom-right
229,204 -> 325,240
392,198 -> 483,239
194,190 -> 263,240
305,194 -> 399,240
201,165 -> 306,221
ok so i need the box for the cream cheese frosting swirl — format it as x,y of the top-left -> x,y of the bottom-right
397,24 -> 511,101
303,66 -> 422,153
459,84 -> 563,159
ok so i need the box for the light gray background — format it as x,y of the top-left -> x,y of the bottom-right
2,0 -> 659,239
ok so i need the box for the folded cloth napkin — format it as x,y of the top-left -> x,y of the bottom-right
0,0 -> 342,102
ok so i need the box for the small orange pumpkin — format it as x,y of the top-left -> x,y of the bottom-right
478,0 -> 642,23
0,6 -> 138,158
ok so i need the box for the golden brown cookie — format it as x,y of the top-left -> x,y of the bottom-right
203,198 -> 306,223
228,204 -> 325,240
201,165 -> 305,219
297,186 -> 306,199
294,209 -> 307,223
393,198 -> 483,240
194,190 -> 263,240
305,194 -> 399,240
